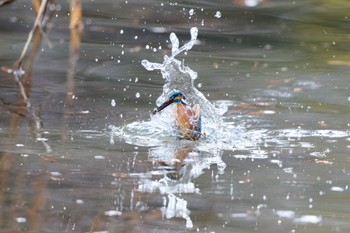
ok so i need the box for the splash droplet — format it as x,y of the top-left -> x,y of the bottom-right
170,32 -> 179,55
16,217 -> 27,223
214,11 -> 221,18
331,186 -> 344,192
111,99 -> 116,107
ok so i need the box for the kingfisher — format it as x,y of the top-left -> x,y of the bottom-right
152,91 -> 203,140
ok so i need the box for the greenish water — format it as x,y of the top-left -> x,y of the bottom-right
0,1 -> 350,232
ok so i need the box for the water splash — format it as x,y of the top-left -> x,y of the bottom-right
111,27 -> 229,147
142,27 -> 225,119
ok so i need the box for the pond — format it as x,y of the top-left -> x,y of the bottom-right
0,0 -> 350,232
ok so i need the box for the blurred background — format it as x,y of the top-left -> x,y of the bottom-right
0,0 -> 350,232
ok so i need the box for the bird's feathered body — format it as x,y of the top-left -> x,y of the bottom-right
153,91 -> 202,140
175,102 -> 201,140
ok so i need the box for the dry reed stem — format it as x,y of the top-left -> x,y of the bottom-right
70,0 -> 83,30
18,0 -> 48,67
0,0 -> 49,108
65,0 -> 83,111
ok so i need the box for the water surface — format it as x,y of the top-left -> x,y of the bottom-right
0,1 -> 350,232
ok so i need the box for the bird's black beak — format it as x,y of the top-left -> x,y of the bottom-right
152,98 -> 174,115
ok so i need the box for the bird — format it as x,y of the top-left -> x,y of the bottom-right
152,91 -> 203,140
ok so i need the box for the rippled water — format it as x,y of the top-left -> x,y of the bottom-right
1,1 -> 350,232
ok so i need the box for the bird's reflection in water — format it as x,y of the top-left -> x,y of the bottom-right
153,145 -> 195,180
134,143 -> 226,229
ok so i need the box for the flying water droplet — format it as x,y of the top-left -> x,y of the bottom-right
190,27 -> 198,41
111,99 -> 116,107
214,11 -> 222,18
141,60 -> 164,71
16,217 -> 27,223
170,32 -> 179,55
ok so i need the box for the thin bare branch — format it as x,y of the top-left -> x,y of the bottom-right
18,0 -> 49,67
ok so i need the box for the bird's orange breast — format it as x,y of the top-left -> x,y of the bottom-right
175,103 -> 201,140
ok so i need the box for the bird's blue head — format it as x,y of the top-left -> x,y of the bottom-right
169,91 -> 186,103
152,91 -> 187,115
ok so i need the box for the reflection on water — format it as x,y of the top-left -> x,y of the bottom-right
1,0 -> 350,232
